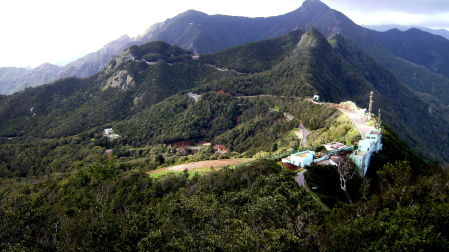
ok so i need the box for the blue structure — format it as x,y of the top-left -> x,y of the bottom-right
350,128 -> 383,177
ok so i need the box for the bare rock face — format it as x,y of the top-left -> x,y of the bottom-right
126,75 -> 134,86
104,70 -> 134,91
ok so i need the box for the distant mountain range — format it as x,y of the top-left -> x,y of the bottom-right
373,28 -> 449,78
365,24 -> 449,40
2,0 -> 449,99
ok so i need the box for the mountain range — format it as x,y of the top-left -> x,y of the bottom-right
3,0 -> 449,101
365,24 -> 449,40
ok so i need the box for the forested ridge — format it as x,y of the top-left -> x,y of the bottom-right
2,29 -> 449,161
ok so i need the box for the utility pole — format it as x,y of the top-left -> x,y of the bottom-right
368,91 -> 374,120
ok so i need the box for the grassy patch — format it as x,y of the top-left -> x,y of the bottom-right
309,189 -> 330,211
151,169 -> 208,179
150,170 -> 183,178
189,167 -> 218,173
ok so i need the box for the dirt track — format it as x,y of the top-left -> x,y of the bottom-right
147,159 -> 247,175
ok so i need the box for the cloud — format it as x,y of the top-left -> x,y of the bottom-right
320,0 -> 449,30
323,0 -> 449,15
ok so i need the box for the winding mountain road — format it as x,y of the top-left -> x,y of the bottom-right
295,170 -> 307,187
299,124 -> 309,146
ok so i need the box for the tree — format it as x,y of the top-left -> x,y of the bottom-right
337,158 -> 358,204
270,142 -> 278,152
377,161 -> 413,207
154,154 -> 165,165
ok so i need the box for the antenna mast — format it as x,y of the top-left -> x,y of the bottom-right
368,91 -> 374,120
378,109 -> 382,128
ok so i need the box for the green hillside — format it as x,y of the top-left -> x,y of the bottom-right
0,127 -> 447,250
375,28 -> 449,79
1,29 -> 449,163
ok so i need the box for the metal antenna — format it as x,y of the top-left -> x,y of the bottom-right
368,91 -> 374,120
378,109 -> 382,128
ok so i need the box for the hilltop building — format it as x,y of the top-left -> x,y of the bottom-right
313,95 -> 320,101
350,128 -> 382,177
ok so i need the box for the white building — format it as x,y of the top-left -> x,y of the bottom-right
103,128 -> 120,140
350,129 -> 382,177
282,150 -> 315,168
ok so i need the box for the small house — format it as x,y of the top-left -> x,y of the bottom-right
313,95 -> 320,101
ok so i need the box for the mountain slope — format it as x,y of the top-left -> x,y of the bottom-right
192,29 -> 449,161
0,43 -> 235,138
374,28 -> 449,78
107,31 -> 449,161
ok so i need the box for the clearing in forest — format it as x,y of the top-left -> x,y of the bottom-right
147,158 -> 254,176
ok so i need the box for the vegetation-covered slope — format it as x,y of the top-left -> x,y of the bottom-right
375,28 -> 449,78
1,28 -> 449,163
0,149 -> 448,250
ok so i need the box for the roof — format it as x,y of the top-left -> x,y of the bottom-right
325,142 -> 348,151
368,130 -> 381,135
295,153 -> 311,158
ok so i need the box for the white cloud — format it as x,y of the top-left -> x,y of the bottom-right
323,0 -> 449,14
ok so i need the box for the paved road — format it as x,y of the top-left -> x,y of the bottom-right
295,170 -> 307,187
299,124 -> 309,146
284,113 -> 294,121
339,109 -> 372,139
295,170 -> 329,211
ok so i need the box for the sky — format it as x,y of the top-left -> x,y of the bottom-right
1,0 -> 449,68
